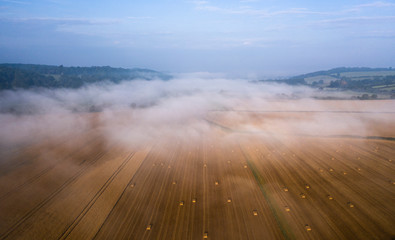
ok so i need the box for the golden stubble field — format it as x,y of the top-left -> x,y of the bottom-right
0,100 -> 394,240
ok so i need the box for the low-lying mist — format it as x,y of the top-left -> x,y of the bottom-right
0,75 -> 394,154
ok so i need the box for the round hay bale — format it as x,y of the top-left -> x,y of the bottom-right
146,224 -> 152,230
305,225 -> 312,231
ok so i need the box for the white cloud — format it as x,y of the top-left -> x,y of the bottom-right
191,2 -> 330,18
316,15 -> 395,24
189,0 -> 208,5
0,0 -> 30,4
347,1 -> 395,13
127,16 -> 153,20
7,17 -> 121,25
355,1 -> 395,8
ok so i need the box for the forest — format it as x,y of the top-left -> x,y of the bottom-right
0,64 -> 171,89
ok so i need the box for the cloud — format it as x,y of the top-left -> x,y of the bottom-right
189,1 -> 209,5
0,16 -> 158,43
191,2 -> 330,18
0,17 -> 127,41
45,0 -> 68,4
126,16 -> 153,20
315,16 -> 395,25
6,17 -> 121,25
0,0 -> 30,4
204,36 -> 281,48
354,1 -> 395,9
344,1 -> 395,14
239,0 -> 259,2
190,1 -> 395,23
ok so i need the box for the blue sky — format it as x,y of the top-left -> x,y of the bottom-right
0,0 -> 394,76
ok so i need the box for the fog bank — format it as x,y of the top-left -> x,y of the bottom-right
0,76 -> 393,153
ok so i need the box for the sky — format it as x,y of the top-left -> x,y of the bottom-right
0,0 -> 394,77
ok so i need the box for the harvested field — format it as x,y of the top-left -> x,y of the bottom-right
0,100 -> 394,240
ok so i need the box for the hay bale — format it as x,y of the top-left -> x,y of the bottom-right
146,224 -> 152,230
305,225 -> 312,231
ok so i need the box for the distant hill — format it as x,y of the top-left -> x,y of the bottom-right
260,67 -> 395,95
0,64 -> 171,90
292,67 -> 394,79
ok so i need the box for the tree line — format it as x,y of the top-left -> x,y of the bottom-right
0,64 -> 171,90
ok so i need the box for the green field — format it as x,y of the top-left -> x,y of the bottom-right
339,71 -> 395,78
372,84 -> 395,89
